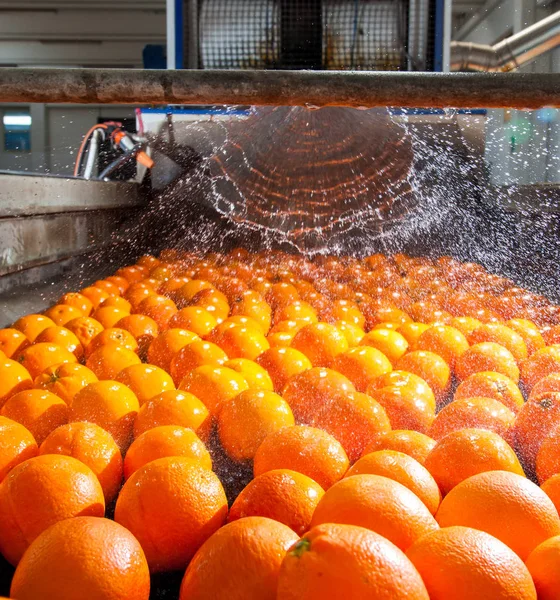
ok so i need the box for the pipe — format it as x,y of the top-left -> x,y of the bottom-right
451,10 -> 560,71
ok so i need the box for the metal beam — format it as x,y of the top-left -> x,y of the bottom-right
0,67 -> 558,109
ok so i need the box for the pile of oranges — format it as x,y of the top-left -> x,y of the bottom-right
2,249 -> 560,599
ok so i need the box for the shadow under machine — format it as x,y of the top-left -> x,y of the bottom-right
0,0 -> 559,324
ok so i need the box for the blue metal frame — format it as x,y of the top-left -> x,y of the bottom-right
433,0 -> 446,72
174,0 -> 184,69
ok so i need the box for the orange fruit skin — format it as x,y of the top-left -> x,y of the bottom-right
213,325 -> 270,361
65,316 -> 104,351
428,396 -> 516,440
86,345 -> 141,381
34,363 -> 98,406
10,516 -> 150,600
180,517 -> 298,600
406,526 -> 537,600
58,292 -> 94,317
541,474 -> 560,515
17,343 -> 77,379
39,422 -> 123,504
0,357 -> 33,409
398,322 -> 430,348
114,456 -> 228,573
124,425 -> 211,479
396,350 -> 451,403
134,390 -> 211,441
135,295 -> 178,330
35,326 -> 84,361
1,389 -> 68,445
520,346 -> 560,392
449,316 -> 483,338
454,371 -> 524,413
310,474 -> 439,551
436,470 -> 560,560
223,358 -> 274,391
70,381 -> 140,453
115,363 -> 175,406
91,306 -> 130,329
168,307 -> 218,337
359,329 -> 408,366
512,392 -> 560,475
529,373 -> 560,401
468,323 -> 528,362
425,428 -> 523,495
507,319 -> 545,356
99,295 -> 132,313
335,320 -> 365,346
416,325 -> 469,369
44,304 -> 85,327
256,347 -> 312,393
308,392 -> 391,463
347,450 -> 441,515
456,342 -> 520,383
170,340 -> 228,385
363,430 -> 437,465
0,454 -> 105,565
13,314 -> 56,343
114,314 -> 159,357
228,469 -> 324,535
179,365 -> 249,416
291,322 -> 349,367
536,433 -> 560,484
147,328 -> 200,371
282,367 -> 355,424
218,389 -> 295,463
526,535 -> 560,600
332,346 -> 392,392
254,425 -> 349,490
277,522 -> 429,600
0,416 -> 38,483
0,328 -> 30,359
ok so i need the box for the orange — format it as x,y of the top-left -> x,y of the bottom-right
43,304 -> 84,327
229,289 -> 271,333
124,425 -> 211,479
1,389 -> 68,445
396,350 -> 451,402
85,327 -> 139,357
291,322 -> 349,367
13,314 -> 56,342
179,365 -> 249,415
91,306 -> 130,329
526,536 -> 560,600
512,392 -> 560,475
469,323 -> 528,362
58,292 -> 93,317
520,346 -> 560,392
218,389 -> 295,462
428,396 -> 515,440
0,454 -> 104,565
454,371 -> 524,413
114,456 -> 227,572
223,358 -> 274,391
180,517 -> 298,600
99,295 -> 132,313
168,307 -> 218,337
70,381 -> 140,452
282,367 -> 355,424
115,363 -> 175,405
0,328 -> 29,359
536,433 -> 560,484
268,331 -> 297,348
309,391 -> 391,462
449,316 -> 483,337
116,265 -> 146,283
229,470 -> 324,535
335,320 -> 365,346
542,474 -> 560,514
436,470 -> 560,560
277,522 -> 429,600
256,347 -> 312,393
456,342 -> 520,382
176,279 -> 215,306
507,318 -> 545,355
425,428 -> 523,495
147,328 -> 200,371
93,279 -> 121,296
105,275 -> 130,294
35,326 -> 84,360
253,425 -> 349,490
332,346 -> 392,392
406,526 -> 536,600
274,301 -> 318,326
17,342 -> 77,379
212,325 -> 270,360
134,390 -> 211,441
331,299 -> 366,328
65,316 -> 104,350
189,288 -> 231,323
34,362 -> 98,406
86,345 -> 141,380
416,325 -> 469,368
359,329 -> 408,366
369,369 -> 436,406
347,450 -> 441,515
115,314 -> 159,356
363,430 -> 437,465
0,416 -> 38,483
530,373 -> 560,400
135,295 -> 178,329
0,357 -> 33,408
10,516 -> 150,600
125,284 -> 157,310
397,322 -> 430,348
159,276 -> 192,299
266,282 -> 300,310
310,474 -> 438,551
268,319 -> 308,336
39,422 -> 123,503
366,306 -> 411,328
170,340 -> 228,384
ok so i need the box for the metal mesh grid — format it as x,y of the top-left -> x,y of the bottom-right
200,0 -> 418,71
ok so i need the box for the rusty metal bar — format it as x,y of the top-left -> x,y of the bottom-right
0,68 -> 558,109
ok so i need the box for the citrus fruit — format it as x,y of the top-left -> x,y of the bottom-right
115,363 -> 175,405
0,416 -> 38,483
363,430 -> 437,465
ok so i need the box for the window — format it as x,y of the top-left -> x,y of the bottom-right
3,111 -> 32,152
